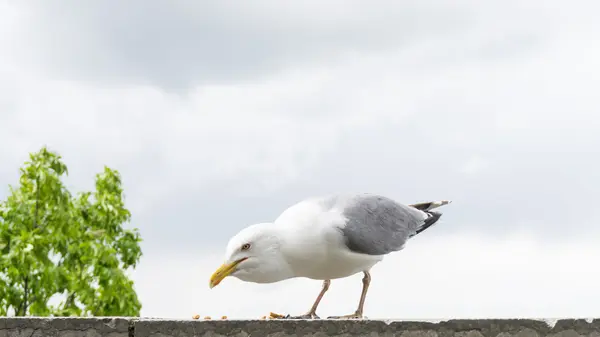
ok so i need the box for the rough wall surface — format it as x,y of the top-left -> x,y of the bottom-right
0,318 -> 599,337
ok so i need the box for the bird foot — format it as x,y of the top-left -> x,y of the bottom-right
327,312 -> 364,320
285,312 -> 320,319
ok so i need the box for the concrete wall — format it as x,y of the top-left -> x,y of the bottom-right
1,318 -> 599,337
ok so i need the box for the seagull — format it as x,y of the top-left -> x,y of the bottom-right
209,193 -> 451,319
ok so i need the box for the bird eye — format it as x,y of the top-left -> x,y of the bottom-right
241,243 -> 251,251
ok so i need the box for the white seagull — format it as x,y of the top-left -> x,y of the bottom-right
209,193 -> 451,319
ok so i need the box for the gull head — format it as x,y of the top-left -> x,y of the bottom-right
209,223 -> 292,288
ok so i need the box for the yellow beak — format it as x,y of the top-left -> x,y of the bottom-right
209,258 -> 246,288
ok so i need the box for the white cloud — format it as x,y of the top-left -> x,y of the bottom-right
460,157 -> 489,175
133,232 -> 600,319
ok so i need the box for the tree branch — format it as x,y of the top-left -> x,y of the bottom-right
20,275 -> 29,316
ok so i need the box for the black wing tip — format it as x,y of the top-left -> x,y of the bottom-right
413,211 -> 442,236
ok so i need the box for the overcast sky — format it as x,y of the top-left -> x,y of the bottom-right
1,0 -> 599,320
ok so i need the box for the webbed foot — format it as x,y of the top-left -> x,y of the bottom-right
327,312 -> 365,320
286,312 -> 320,319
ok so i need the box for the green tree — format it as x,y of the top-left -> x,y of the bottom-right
0,147 -> 143,316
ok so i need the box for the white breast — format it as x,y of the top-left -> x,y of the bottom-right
275,199 -> 385,280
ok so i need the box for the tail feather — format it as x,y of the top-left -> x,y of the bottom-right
408,200 -> 451,237
409,200 -> 452,211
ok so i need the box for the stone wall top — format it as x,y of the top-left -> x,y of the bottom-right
1,317 -> 598,337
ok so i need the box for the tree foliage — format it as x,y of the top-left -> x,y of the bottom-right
0,147 -> 143,316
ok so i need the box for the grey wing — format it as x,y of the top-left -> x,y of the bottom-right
335,194 -> 440,256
